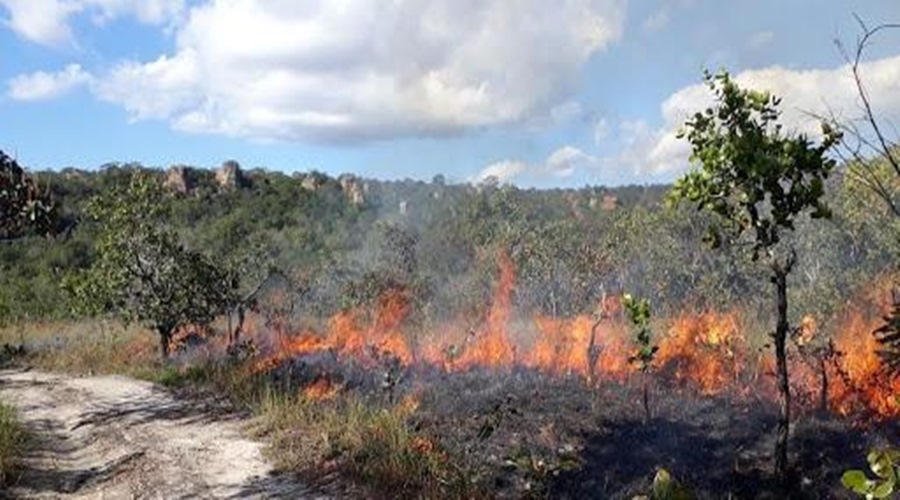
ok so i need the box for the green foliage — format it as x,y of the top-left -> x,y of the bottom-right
623,294 -> 656,371
0,401 -> 25,485
0,151 -> 56,240
651,468 -> 694,500
64,172 -> 229,357
624,293 -> 657,423
670,70 -> 841,259
0,151 -> 889,335
842,448 -> 900,498
669,70 -> 841,477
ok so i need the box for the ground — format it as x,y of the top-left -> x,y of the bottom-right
0,369 -> 318,499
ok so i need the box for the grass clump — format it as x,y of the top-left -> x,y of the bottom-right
258,391 -> 477,499
0,400 -> 26,485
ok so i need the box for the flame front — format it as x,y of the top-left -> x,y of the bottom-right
238,250 -> 900,421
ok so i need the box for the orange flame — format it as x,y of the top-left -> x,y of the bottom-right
302,377 -> 340,400
454,249 -> 517,370
656,311 -> 744,395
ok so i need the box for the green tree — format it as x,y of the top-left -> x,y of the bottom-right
669,70 -> 840,478
624,294 -> 656,424
0,151 -> 57,325
65,173 -> 228,359
0,151 -> 56,240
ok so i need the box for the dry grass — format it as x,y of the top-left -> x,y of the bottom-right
156,360 -> 478,498
0,400 -> 25,485
256,389 -> 476,498
0,319 -> 161,378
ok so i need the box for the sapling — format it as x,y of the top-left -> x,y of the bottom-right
624,294 -> 657,424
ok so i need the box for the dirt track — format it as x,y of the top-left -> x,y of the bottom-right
0,369 -> 319,499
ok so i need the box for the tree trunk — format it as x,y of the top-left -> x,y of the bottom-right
819,357 -> 829,414
642,371 -> 651,424
235,306 -> 245,345
773,265 -> 791,479
159,327 -> 172,361
227,313 -> 234,346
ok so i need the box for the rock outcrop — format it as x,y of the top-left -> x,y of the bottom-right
217,160 -> 243,190
164,165 -> 192,194
338,174 -> 366,206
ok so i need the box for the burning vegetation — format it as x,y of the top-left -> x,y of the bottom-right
158,251 -> 900,498
241,254 -> 900,421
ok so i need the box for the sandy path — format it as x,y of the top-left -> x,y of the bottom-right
0,369 -> 320,499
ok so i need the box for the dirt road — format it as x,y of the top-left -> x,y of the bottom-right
0,369 -> 319,499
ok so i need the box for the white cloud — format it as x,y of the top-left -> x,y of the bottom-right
0,0 -> 183,47
7,63 -> 92,100
613,54 -> 900,176
474,145 -> 600,184
83,0 -> 625,143
475,160 -> 529,184
642,8 -> 669,32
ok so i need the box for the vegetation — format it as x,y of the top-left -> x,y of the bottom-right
0,151 -> 56,241
669,70 -> 841,477
0,59 -> 897,495
64,173 -> 229,359
0,150 -> 55,487
843,448 -> 900,498
0,401 -> 25,485
623,294 -> 656,424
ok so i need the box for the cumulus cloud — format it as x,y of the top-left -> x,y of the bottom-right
614,54 -> 900,176
7,63 -> 92,100
77,0 -> 625,143
474,145 -> 600,184
0,0 -> 183,46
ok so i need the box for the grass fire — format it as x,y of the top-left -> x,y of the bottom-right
1,11 -> 899,499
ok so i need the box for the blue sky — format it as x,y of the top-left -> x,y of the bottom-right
0,0 -> 898,187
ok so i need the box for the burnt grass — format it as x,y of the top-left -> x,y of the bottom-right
265,355 -> 900,499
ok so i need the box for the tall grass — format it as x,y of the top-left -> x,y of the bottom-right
0,401 -> 25,485
0,319 -> 159,378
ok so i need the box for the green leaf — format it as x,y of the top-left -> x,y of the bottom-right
871,479 -> 895,499
842,470 -> 872,493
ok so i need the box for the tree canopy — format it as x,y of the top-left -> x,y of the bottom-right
65,173 -> 229,358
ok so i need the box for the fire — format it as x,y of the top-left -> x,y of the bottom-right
795,314 -> 817,346
656,311 -> 744,395
829,300 -> 900,418
302,377 -> 340,400
237,246 -> 900,422
251,287 -> 414,373
524,315 -> 633,379
454,248 -> 517,370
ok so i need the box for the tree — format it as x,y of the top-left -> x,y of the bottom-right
0,151 -> 55,240
0,151 -> 57,326
670,70 -> 841,478
220,240 -> 272,349
624,294 -> 656,424
65,173 -> 228,359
